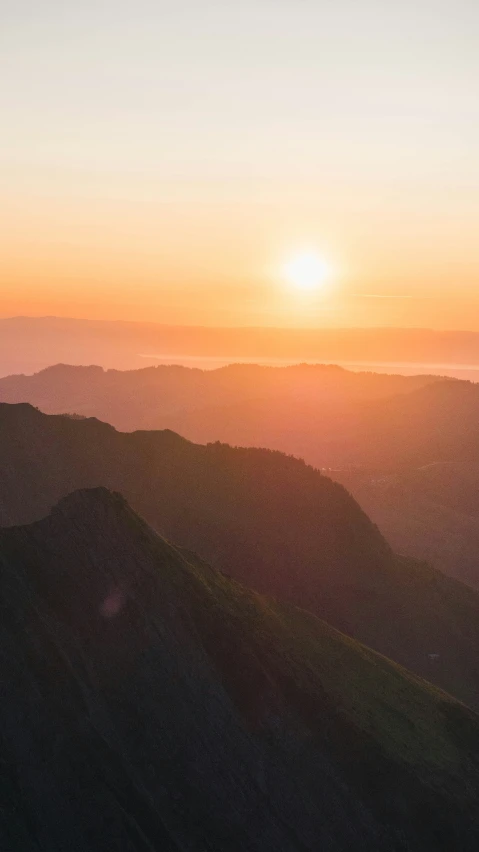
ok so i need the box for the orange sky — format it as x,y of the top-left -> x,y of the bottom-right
2,1 -> 478,329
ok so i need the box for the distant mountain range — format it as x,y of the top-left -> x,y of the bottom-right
3,486 -> 479,850
0,360 -> 445,439
3,362 -> 479,586
2,402 -> 479,712
4,315 -> 479,375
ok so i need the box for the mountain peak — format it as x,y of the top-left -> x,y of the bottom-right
37,362 -> 106,376
52,486 -> 130,516
3,402 -> 479,714
2,493 -> 479,849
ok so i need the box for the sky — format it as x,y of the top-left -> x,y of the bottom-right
1,0 -> 478,328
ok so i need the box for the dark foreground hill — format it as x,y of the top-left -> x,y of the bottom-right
3,403 -> 479,711
2,487 -> 479,851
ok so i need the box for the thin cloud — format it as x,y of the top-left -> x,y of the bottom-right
356,294 -> 433,300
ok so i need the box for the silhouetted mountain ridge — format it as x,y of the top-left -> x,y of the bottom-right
0,361 -> 446,435
2,403 -> 479,711
4,362 -> 479,587
3,487 -> 479,850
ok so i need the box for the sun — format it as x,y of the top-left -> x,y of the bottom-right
283,251 -> 332,292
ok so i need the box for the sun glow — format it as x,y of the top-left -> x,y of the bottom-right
283,251 -> 332,292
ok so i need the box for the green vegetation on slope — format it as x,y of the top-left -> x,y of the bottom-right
2,488 -> 479,850
173,544 -> 478,786
3,403 -> 479,714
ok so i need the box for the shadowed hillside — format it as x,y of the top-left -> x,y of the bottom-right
2,487 -> 479,850
2,403 -> 479,710
4,363 -> 479,587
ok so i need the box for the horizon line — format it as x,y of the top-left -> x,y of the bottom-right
3,315 -> 479,336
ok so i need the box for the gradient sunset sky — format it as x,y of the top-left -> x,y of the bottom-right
2,0 -> 478,328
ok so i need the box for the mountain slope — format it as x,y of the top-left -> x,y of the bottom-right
336,463 -> 479,588
2,487 -> 479,850
2,403 -> 479,710
0,361 -> 443,433
5,363 -> 479,588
